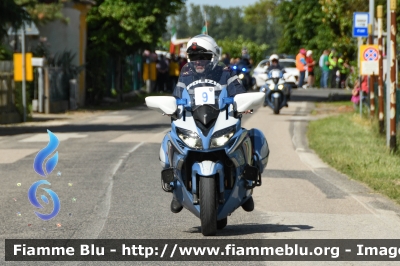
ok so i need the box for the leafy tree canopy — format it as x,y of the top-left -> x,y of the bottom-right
87,0 -> 185,56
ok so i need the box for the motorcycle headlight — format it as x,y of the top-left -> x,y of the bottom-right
278,84 -> 284,90
239,73 -> 244,79
210,126 -> 235,148
177,128 -> 202,149
269,83 -> 275,90
261,87 -> 266,92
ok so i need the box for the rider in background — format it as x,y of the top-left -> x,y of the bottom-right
267,54 -> 285,72
265,54 -> 291,106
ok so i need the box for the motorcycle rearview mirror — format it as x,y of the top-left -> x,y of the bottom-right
233,92 -> 265,112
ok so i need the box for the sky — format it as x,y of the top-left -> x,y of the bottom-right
185,0 -> 260,9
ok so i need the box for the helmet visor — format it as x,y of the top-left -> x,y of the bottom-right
188,53 -> 213,61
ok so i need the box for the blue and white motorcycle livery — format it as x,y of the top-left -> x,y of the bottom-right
145,61 -> 269,236
260,69 -> 291,115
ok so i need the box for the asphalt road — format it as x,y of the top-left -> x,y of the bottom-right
1,89 -> 400,266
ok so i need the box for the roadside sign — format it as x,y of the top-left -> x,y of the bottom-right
353,12 -> 369,37
359,45 -> 379,75
8,21 -> 40,36
13,53 -> 33,81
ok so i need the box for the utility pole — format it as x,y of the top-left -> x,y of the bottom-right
368,24 -> 375,117
388,0 -> 397,151
205,11 -> 208,35
21,26 -> 26,122
369,0 -> 375,118
377,5 -> 384,133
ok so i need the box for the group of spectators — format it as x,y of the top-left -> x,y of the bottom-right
155,53 -> 188,93
318,48 -> 351,89
295,48 -> 351,89
221,53 -> 254,68
154,50 -> 254,93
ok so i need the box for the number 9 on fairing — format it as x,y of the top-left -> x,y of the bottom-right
202,92 -> 208,102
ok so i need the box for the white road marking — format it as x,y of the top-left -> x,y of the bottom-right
70,142 -> 144,242
19,133 -> 87,142
88,115 -> 130,124
0,149 -> 38,164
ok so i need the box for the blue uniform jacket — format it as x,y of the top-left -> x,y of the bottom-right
172,65 -> 246,98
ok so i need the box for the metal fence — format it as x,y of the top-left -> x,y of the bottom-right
48,67 -> 69,101
0,61 -> 14,111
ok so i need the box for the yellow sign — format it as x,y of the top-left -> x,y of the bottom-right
359,45 -> 379,75
13,53 -> 33,81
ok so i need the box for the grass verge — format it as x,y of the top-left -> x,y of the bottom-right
308,103 -> 400,204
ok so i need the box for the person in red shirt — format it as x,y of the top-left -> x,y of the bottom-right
306,50 -> 316,88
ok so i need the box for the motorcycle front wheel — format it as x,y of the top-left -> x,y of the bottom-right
273,97 -> 280,114
200,176 -> 217,236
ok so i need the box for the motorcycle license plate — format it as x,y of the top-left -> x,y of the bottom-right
194,87 -> 215,105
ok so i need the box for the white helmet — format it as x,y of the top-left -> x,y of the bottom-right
186,34 -> 221,68
269,54 -> 279,62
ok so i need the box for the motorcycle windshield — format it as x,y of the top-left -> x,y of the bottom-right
177,60 -> 231,127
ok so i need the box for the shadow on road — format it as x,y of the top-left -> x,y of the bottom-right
189,223 -> 314,236
290,88 -> 351,102
0,123 -> 170,137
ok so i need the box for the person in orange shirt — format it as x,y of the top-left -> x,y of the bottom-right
296,48 -> 307,88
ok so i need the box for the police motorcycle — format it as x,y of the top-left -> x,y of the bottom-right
231,64 -> 255,91
260,69 -> 290,115
145,61 -> 269,236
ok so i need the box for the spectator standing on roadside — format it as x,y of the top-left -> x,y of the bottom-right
319,50 -> 329,88
156,54 -> 169,92
339,56 -> 350,89
306,50 -> 315,88
328,48 -> 338,88
351,75 -> 369,110
296,48 -> 307,89
222,53 -> 231,65
179,57 -> 187,71
168,53 -> 180,92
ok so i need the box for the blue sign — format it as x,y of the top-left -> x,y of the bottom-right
353,12 -> 369,37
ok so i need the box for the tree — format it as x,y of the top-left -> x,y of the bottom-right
188,3 -> 204,37
0,0 -> 30,41
217,35 -> 269,64
86,0 -> 185,102
15,0 -> 67,26
175,4 -> 190,38
274,0 -> 399,62
244,0 -> 281,54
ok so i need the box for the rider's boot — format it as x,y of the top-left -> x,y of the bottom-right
171,197 -> 183,213
241,196 -> 254,212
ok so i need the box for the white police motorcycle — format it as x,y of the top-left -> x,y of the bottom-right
145,61 -> 269,236
260,69 -> 291,114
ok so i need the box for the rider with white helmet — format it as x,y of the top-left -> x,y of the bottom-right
267,54 -> 285,73
169,34 -> 254,214
172,34 -> 246,99
266,54 -> 291,105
